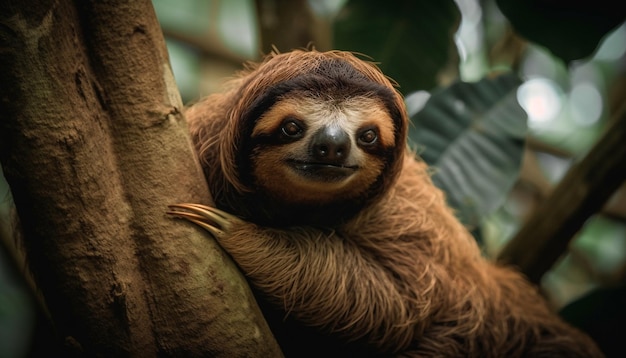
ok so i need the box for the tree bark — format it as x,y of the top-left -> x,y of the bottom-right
0,1 -> 281,356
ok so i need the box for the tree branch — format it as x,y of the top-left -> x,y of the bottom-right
498,106 -> 626,284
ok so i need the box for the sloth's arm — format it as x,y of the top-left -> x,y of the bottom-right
167,203 -> 426,352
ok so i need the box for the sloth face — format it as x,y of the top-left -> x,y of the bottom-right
249,95 -> 396,205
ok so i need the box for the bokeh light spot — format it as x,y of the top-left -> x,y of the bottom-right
517,78 -> 563,125
569,82 -> 603,126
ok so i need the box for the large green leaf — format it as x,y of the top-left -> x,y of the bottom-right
333,0 -> 460,93
408,73 -> 527,227
497,0 -> 626,63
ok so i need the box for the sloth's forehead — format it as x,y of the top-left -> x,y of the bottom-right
291,95 -> 383,128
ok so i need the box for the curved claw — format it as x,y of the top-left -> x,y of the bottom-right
167,203 -> 240,239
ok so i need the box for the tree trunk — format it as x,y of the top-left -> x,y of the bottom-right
0,1 -> 281,356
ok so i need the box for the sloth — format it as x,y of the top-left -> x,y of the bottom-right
168,50 -> 603,357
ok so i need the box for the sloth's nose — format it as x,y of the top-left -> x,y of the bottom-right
310,126 -> 351,164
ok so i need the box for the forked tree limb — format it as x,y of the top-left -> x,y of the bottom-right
0,1 -> 281,356
498,106 -> 626,284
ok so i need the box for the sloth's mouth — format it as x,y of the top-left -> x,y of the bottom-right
289,161 -> 358,182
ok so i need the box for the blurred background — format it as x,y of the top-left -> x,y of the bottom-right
1,0 -> 625,356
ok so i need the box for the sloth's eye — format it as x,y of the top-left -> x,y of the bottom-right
358,129 -> 378,145
281,120 -> 303,137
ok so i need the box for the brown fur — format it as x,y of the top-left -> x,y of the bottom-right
184,50 -> 603,356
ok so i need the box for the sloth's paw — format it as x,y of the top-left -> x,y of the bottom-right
167,203 -> 243,240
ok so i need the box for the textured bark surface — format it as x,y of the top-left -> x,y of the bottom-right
0,1 -> 281,356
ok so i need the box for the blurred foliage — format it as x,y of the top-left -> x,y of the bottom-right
0,169 -> 35,358
559,285 -> 626,358
408,73 -> 526,230
497,0 -> 626,63
334,0 -> 461,93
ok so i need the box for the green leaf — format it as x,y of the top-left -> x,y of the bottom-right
497,0 -> 626,63
409,73 -> 527,227
333,0 -> 460,93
